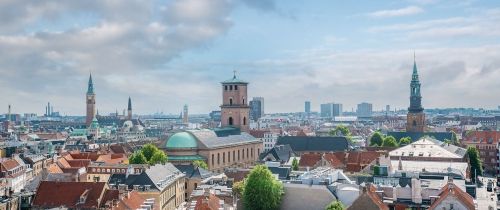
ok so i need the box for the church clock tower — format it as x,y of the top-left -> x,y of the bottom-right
406,55 -> 425,132
220,72 -> 250,132
86,74 -> 96,127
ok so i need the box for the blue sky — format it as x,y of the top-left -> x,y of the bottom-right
1,0 -> 500,115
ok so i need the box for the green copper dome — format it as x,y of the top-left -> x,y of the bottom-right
166,132 -> 198,149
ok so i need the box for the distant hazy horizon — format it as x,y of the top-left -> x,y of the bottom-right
1,0 -> 500,115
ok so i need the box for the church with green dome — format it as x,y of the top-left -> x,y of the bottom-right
162,128 -> 262,173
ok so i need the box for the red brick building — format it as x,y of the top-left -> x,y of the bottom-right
462,130 -> 500,174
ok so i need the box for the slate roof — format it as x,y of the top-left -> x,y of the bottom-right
188,129 -> 261,149
387,131 -> 453,142
276,136 -> 349,152
280,183 -> 336,210
260,144 -> 295,162
175,165 -> 214,179
109,163 -> 184,192
32,181 -> 106,209
268,166 -> 291,180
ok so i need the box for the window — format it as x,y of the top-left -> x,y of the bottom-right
224,85 -> 228,91
230,85 -> 233,90
228,151 -> 231,163
234,85 -> 238,90
212,154 -> 214,166
223,152 -> 225,163
247,148 -> 249,158
233,151 -> 235,161
217,153 -> 220,165
238,150 -> 240,160
243,117 -> 246,125
228,117 -> 233,125
242,149 -> 244,160
251,148 -> 254,158
229,98 -> 233,105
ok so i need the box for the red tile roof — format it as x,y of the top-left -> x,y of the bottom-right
115,191 -> 146,210
429,182 -> 475,210
32,181 -> 107,209
249,130 -> 267,138
0,159 -> 20,172
195,194 -> 221,210
463,130 -> 500,145
299,153 -> 322,167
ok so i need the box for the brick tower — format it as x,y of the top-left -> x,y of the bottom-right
220,71 -> 250,132
406,54 -> 425,132
86,73 -> 96,127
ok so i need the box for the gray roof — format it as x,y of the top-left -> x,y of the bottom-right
146,163 -> 184,190
175,165 -> 213,179
276,136 -> 349,152
188,129 -> 261,149
280,183 -> 336,210
428,138 -> 467,157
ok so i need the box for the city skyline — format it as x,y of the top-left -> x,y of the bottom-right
1,0 -> 500,115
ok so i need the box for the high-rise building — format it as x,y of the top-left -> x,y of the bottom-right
386,105 -> 390,113
406,54 -> 425,133
220,72 -> 250,132
86,74 -> 96,127
252,97 -> 264,116
127,97 -> 132,120
249,100 -> 262,120
320,103 -> 343,118
357,102 -> 373,118
305,101 -> 311,113
333,103 -> 343,117
183,104 -> 189,124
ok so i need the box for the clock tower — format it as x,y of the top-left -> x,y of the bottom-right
406,54 -> 425,132
86,74 -> 96,127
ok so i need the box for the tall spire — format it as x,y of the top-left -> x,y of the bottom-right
233,70 -> 237,79
409,53 -> 423,113
87,73 -> 94,95
128,97 -> 132,111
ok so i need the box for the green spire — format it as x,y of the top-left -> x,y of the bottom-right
87,73 -> 94,95
412,52 -> 419,81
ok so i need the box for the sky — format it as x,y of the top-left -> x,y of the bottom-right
1,0 -> 500,115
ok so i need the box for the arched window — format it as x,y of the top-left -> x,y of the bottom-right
228,117 -> 233,125
228,151 -> 231,162
243,117 -> 246,125
229,98 -> 233,105
211,154 -> 214,166
217,153 -> 220,165
243,99 -> 245,104
223,153 -> 225,163
413,120 -> 417,126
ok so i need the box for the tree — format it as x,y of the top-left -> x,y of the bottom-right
233,179 -> 245,197
128,144 -> 168,165
382,136 -> 399,147
193,160 -> 208,169
330,125 -> 353,143
467,147 -> 483,177
369,132 -> 384,146
325,200 -> 345,210
129,151 -> 147,164
399,137 -> 411,145
243,165 -> 283,210
141,144 -> 159,161
149,151 -> 168,165
292,157 -> 299,171
451,131 -> 458,145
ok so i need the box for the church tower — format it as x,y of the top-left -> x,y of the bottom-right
220,72 -> 250,132
86,74 -> 96,127
406,54 -> 425,132
127,97 -> 132,120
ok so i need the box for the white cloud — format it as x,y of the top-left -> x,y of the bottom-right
368,6 -> 424,18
